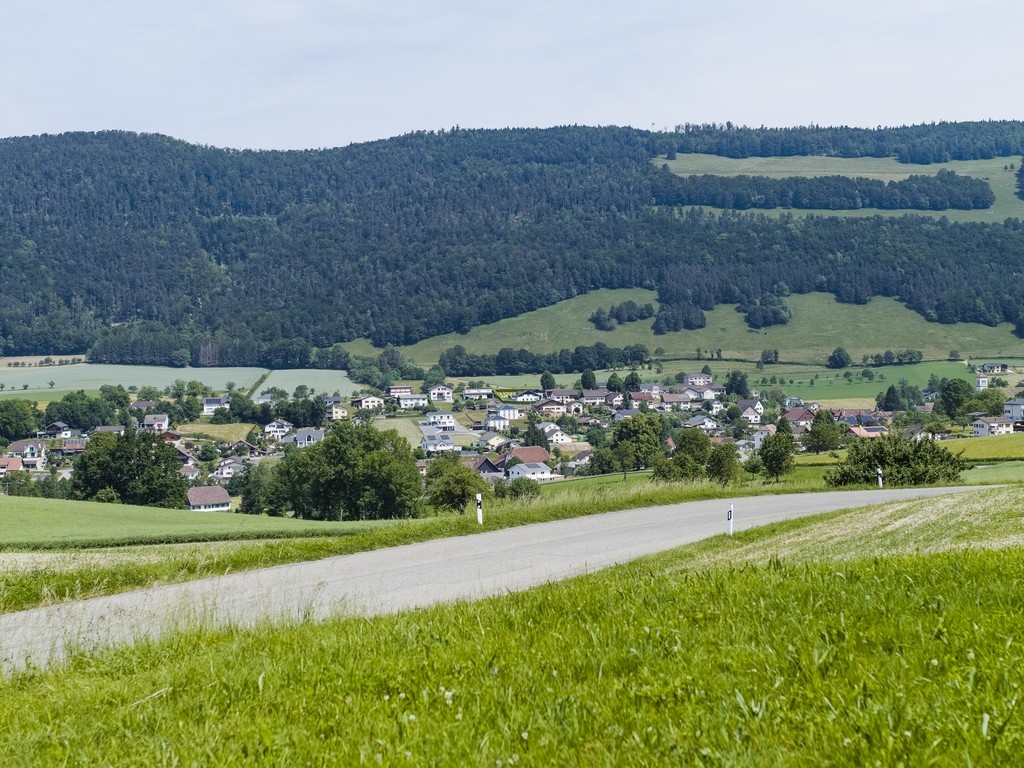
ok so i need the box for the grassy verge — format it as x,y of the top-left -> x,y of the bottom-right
0,478 -> 836,614
2,490 -> 1023,764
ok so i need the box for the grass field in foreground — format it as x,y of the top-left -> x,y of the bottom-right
658,154 -> 1024,224
0,497 -> 378,549
2,489 -> 1023,764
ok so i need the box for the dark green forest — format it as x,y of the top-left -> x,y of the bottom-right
1,123 -> 1024,365
651,168 -> 995,210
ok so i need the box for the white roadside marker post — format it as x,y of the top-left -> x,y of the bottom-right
476,493 -> 483,525
727,504 -> 734,536
877,466 -> 883,488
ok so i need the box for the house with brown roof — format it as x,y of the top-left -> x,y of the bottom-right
186,485 -> 231,512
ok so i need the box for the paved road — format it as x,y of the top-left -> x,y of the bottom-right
0,486 -> 986,675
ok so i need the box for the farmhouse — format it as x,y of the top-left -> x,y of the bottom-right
186,486 -> 231,512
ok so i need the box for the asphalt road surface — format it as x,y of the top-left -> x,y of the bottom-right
0,486 -> 986,675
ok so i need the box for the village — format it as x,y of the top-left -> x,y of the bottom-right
2,360 -> 1020,510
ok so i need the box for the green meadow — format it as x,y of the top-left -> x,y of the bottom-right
2,488 -> 1024,764
343,291 -> 1024,375
657,154 -> 1024,224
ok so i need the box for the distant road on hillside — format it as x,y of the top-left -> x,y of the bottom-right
0,486 -> 988,676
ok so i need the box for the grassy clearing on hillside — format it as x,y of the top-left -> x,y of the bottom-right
659,154 -> 1024,223
345,291 -> 1024,371
2,490 -> 1023,764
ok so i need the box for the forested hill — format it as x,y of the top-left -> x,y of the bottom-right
1,123 -> 1024,366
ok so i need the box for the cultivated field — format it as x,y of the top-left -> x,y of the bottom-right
258,369 -> 359,397
176,421 -> 258,443
2,488 -> 1023,763
658,154 -> 1024,223
0,364 -> 266,399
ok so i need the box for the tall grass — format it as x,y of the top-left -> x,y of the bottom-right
2,540 -> 1022,764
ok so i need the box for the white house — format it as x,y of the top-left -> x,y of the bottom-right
976,375 -> 989,392
6,440 -> 47,471
212,457 -> 246,480
462,387 -> 493,401
386,385 -> 413,397
202,396 -> 231,415
485,413 -> 510,432
1004,398 -> 1024,422
422,433 -> 459,455
681,373 -> 713,387
972,417 -> 1013,437
495,403 -> 523,421
285,428 -> 325,448
397,393 -> 429,409
142,414 -> 170,434
264,419 -> 293,439
351,395 -> 385,410
427,413 -> 457,431
429,385 -> 454,403
510,390 -> 543,403
752,424 -> 777,451
507,462 -> 561,482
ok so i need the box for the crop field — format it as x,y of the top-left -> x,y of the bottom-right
0,364 -> 266,398
258,369 -> 359,397
2,488 -> 1024,763
343,291 -> 1024,373
658,154 -> 1024,224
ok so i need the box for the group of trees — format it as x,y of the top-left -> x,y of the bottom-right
3,126 -> 1024,360
588,300 -> 656,330
667,121 -> 1024,164
652,169 -> 995,211
238,421 -> 421,520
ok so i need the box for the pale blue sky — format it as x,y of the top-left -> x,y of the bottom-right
3,0 -> 1020,149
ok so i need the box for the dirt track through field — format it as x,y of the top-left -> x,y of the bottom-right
0,487 -> 987,676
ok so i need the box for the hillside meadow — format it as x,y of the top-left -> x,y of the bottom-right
658,154 -> 1024,224
2,488 -> 1023,764
343,291 -> 1024,374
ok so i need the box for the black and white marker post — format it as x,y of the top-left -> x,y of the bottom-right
876,466 -> 883,488
476,493 -> 483,525
727,503 -> 734,536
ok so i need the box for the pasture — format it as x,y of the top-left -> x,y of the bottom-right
658,154 -> 1024,223
2,488 -> 1023,764
343,291 -> 1024,374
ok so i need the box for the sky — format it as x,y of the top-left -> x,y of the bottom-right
3,0 -> 1021,150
